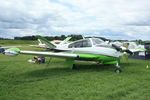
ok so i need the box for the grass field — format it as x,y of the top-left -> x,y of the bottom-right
0,40 -> 37,46
0,40 -> 150,100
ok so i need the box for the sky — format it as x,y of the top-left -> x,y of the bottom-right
0,0 -> 150,40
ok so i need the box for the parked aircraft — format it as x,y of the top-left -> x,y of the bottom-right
4,36 -> 145,73
112,41 -> 144,50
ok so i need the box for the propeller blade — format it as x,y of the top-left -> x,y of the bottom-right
125,49 -> 133,55
112,44 -> 122,51
112,44 -> 133,54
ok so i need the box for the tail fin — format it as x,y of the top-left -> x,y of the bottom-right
60,37 -> 72,45
35,35 -> 56,49
37,39 -> 43,45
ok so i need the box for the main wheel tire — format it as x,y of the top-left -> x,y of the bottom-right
72,64 -> 78,70
115,68 -> 122,73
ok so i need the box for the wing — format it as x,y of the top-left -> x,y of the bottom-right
4,48 -> 78,58
20,51 -> 78,58
4,48 -> 98,60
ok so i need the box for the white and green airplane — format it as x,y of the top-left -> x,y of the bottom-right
4,35 -> 145,73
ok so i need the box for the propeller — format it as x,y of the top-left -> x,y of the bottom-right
112,44 -> 122,51
124,49 -> 133,54
112,44 -> 133,55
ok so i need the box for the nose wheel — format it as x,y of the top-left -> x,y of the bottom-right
115,63 -> 122,73
115,68 -> 122,73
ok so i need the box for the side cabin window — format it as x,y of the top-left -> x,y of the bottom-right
68,39 -> 92,48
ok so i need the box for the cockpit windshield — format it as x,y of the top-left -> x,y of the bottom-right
68,39 -> 92,48
92,38 -> 104,45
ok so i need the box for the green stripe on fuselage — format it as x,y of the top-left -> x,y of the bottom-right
72,53 -> 119,64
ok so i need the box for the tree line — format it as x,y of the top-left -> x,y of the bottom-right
14,35 -> 84,41
0,34 -> 108,41
1,35 -> 149,44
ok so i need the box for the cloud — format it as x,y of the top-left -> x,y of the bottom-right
0,0 -> 150,40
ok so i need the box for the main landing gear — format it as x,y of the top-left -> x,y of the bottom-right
72,64 -> 79,70
115,63 -> 122,73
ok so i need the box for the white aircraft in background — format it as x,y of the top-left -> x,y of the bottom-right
30,36 -> 72,49
4,35 -> 146,73
112,41 -> 144,50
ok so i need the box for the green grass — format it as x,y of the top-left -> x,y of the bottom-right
0,41 -> 150,100
0,40 -> 37,46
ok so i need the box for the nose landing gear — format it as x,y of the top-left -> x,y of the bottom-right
115,63 -> 122,73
